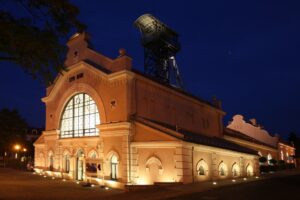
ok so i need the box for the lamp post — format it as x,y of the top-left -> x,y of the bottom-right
14,144 -> 21,159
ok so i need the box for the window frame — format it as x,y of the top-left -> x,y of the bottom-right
60,93 -> 100,138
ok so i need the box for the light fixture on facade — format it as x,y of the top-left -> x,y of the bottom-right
232,179 -> 236,182
76,181 -> 80,184
255,176 -> 259,179
243,178 -> 247,181
213,182 -> 217,185
62,179 -> 66,182
52,177 -> 55,180
43,175 -> 47,178
105,186 -> 109,190
91,184 -> 95,187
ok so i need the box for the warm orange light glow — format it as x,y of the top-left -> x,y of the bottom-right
23,148 -> 27,152
14,144 -> 21,151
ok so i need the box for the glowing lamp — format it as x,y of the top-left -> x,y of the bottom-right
14,144 -> 21,151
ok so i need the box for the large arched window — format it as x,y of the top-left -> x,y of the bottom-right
60,93 -> 100,138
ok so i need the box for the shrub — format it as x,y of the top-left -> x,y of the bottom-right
269,159 -> 277,165
278,160 -> 285,165
260,165 -> 270,173
259,156 -> 267,163
286,163 -> 296,169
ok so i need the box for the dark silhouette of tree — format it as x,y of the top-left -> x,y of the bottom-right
0,108 -> 28,154
0,0 -> 86,84
288,132 -> 300,157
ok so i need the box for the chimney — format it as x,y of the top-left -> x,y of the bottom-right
249,118 -> 257,126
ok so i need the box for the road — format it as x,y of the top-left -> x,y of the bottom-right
167,174 -> 300,200
0,168 -> 299,200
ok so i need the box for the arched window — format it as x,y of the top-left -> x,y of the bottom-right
246,164 -> 254,177
232,163 -> 240,177
199,166 -> 205,175
218,161 -> 227,177
60,93 -> 100,138
196,159 -> 208,176
267,153 -> 272,164
258,151 -> 262,157
89,150 -> 98,159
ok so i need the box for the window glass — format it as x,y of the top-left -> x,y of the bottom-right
60,93 -> 100,138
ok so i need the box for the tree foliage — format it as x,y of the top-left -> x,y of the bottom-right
0,0 -> 85,84
0,108 -> 28,152
259,156 -> 267,163
288,132 -> 300,157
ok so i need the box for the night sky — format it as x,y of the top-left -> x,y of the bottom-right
1,0 -> 300,139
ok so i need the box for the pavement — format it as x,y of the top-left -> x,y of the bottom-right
0,168 -> 299,200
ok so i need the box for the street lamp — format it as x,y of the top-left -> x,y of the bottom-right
14,144 -> 21,159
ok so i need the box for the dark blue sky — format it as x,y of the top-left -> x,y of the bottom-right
1,0 -> 300,139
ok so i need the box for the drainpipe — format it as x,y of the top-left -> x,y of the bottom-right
192,146 -> 194,183
128,128 -> 131,184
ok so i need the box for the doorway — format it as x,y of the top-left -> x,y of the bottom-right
111,155 -> 118,180
76,150 -> 84,180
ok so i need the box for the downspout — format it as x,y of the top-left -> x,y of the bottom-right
128,125 -> 132,184
192,146 -> 194,183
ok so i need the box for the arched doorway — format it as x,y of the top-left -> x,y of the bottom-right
76,149 -> 84,180
64,154 -> 70,173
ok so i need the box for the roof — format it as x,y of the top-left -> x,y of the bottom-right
79,59 -> 223,112
224,128 -> 277,149
134,116 -> 258,155
132,69 -> 222,111
33,133 -> 45,145
278,138 -> 295,148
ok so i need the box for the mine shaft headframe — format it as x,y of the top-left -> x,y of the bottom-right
134,14 -> 183,89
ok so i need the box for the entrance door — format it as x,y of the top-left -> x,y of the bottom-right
77,158 -> 83,180
110,155 -> 118,180
111,163 -> 117,180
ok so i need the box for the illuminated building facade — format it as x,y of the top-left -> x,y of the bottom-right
34,33 -> 260,188
226,114 -> 295,165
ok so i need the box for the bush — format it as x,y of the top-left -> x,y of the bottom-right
277,160 -> 286,170
269,159 -> 277,165
286,163 -> 296,169
259,156 -> 267,163
260,165 -> 270,173
278,160 -> 285,165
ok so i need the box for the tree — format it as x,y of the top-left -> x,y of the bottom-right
0,0 -> 86,84
288,132 -> 300,158
0,108 -> 28,154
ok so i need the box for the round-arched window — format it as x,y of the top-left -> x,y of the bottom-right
60,93 -> 100,138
